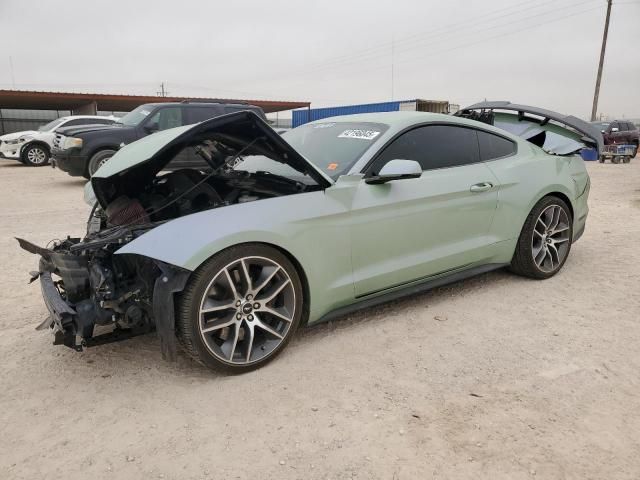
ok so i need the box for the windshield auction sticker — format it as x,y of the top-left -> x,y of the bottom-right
338,129 -> 381,140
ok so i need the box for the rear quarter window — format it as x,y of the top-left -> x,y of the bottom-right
477,130 -> 517,161
188,107 -> 224,123
224,106 -> 266,119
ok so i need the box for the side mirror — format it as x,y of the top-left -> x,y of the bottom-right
365,159 -> 422,185
144,122 -> 159,134
611,127 -> 619,133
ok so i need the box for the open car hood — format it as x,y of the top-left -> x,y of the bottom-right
91,111 -> 333,207
456,101 -> 604,155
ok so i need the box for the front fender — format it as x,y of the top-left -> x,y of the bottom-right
20,140 -> 51,156
114,191 -> 357,322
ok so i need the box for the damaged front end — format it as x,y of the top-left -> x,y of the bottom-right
19,111 -> 329,360
17,226 -> 189,359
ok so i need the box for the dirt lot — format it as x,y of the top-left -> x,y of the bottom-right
0,158 -> 639,480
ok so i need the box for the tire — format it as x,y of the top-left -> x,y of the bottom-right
87,149 -> 116,177
176,244 -> 304,373
598,156 -> 605,163
509,196 -> 573,280
623,156 -> 631,164
21,144 -> 50,166
611,157 -> 620,164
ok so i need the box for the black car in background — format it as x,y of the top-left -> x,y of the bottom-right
52,102 -> 267,178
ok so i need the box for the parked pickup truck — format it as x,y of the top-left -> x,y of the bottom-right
592,120 -> 639,156
52,102 -> 267,178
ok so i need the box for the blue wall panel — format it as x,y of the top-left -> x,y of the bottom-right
292,100 -> 413,127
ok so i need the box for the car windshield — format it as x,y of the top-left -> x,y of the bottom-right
232,121 -> 389,184
117,105 -> 155,126
281,121 -> 389,179
38,118 -> 67,132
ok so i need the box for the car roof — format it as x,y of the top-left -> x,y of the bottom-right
309,111 -> 513,137
313,111 -> 448,126
58,115 -> 115,121
141,102 -> 257,109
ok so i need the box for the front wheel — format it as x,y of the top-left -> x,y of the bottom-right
21,144 -> 50,166
510,196 -> 573,279
176,244 -> 304,373
87,149 -> 116,177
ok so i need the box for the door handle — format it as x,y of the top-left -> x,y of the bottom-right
470,182 -> 493,193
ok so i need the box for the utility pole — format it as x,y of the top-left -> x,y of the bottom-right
591,0 -> 612,121
157,82 -> 168,97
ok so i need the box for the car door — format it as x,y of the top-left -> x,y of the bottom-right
349,124 -> 499,297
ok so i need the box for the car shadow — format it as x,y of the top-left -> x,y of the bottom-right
0,161 -> 26,169
54,176 -> 88,187
69,268 -> 519,379
298,268 -> 514,342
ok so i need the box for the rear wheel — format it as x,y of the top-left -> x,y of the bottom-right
87,149 -> 116,177
21,144 -> 49,166
176,244 -> 304,373
510,196 -> 573,279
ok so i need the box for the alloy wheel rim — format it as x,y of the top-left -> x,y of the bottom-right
27,147 -> 46,164
532,204 -> 571,273
93,156 -> 111,173
198,256 -> 296,365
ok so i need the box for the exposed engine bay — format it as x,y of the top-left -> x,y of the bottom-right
95,166 -> 310,230
18,112 -> 323,358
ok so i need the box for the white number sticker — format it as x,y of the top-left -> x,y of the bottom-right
338,129 -> 381,140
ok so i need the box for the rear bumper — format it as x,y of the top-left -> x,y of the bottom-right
52,148 -> 88,176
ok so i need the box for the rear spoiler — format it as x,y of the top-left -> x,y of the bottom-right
456,101 -> 604,155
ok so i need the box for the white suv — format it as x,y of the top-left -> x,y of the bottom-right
0,115 -> 116,166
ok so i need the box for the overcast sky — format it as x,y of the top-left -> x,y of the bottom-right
0,0 -> 638,119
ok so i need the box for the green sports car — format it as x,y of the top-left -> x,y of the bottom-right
19,102 -> 597,373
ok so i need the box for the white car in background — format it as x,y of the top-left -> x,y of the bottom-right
0,115 -> 116,166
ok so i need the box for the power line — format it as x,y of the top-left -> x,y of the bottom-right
250,0 -> 599,85
256,2 -> 603,97
296,0 -> 560,74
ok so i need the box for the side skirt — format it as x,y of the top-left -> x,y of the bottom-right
314,263 -> 508,325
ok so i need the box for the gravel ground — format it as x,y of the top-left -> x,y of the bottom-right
0,157 -> 639,480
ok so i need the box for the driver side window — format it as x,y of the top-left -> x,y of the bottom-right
148,107 -> 184,131
369,125 -> 480,175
